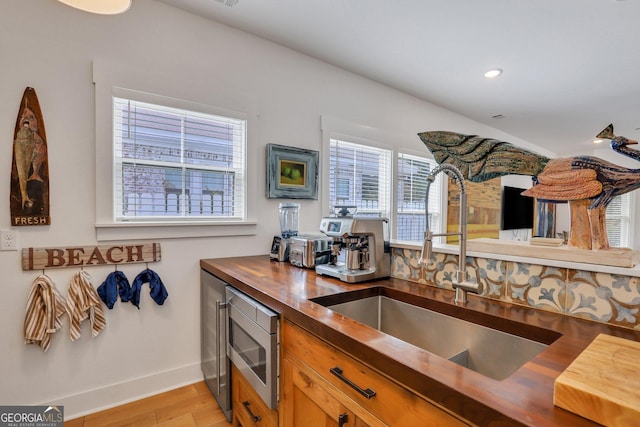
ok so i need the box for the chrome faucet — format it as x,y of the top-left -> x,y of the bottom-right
418,164 -> 483,304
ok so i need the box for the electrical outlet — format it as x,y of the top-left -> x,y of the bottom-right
1,230 -> 18,251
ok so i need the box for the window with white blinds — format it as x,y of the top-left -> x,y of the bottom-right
606,193 -> 632,247
113,97 -> 246,222
328,139 -> 392,218
397,153 -> 442,242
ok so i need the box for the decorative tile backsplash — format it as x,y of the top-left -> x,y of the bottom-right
506,262 -> 566,314
391,248 -> 640,330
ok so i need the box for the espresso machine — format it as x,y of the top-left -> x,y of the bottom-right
315,212 -> 391,283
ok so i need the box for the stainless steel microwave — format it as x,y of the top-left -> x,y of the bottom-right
226,286 -> 279,409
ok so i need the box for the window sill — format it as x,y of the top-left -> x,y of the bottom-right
95,221 -> 257,242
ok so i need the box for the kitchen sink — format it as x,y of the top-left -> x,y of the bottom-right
311,287 -> 561,381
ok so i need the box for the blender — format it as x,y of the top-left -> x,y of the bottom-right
270,202 -> 299,261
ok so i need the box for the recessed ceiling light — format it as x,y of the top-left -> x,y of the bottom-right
592,139 -> 604,144
484,68 -> 503,79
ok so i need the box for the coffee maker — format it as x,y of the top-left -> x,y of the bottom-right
315,210 -> 390,283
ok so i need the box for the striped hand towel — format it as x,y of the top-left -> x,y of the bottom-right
67,271 -> 106,341
24,274 -> 68,352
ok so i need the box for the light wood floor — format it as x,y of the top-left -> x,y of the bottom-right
65,381 -> 232,427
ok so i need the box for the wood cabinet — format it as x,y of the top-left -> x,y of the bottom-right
280,320 -> 469,427
232,364 -> 278,427
281,357 -> 373,427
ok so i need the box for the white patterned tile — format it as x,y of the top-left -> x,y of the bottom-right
467,257 -> 505,299
506,262 -> 566,314
567,270 -> 640,328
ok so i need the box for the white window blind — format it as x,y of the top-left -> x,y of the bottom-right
328,139 -> 392,218
606,193 -> 632,247
113,97 -> 246,222
396,153 -> 442,242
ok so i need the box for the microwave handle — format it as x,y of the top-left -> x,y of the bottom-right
216,299 -> 227,391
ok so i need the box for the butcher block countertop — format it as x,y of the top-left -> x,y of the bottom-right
200,255 -> 640,426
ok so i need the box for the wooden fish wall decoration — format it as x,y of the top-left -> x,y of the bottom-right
10,87 -> 51,226
418,125 -> 640,251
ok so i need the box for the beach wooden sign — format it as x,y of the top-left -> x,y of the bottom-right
10,87 -> 51,226
22,243 -> 162,271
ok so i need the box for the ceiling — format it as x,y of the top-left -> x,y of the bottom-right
157,0 -> 640,154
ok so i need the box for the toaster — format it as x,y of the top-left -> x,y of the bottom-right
289,235 -> 333,268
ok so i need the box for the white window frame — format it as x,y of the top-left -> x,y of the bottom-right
606,192 -> 634,248
396,152 -> 445,243
321,116 -> 447,243
327,138 -> 392,218
93,60 -> 257,241
321,117 -> 394,221
112,96 -> 246,222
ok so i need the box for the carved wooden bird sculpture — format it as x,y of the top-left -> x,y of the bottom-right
418,125 -> 640,250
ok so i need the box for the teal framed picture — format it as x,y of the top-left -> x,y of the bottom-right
266,144 -> 318,199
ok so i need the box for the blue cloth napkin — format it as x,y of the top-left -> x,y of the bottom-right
97,271 -> 131,309
130,268 -> 168,309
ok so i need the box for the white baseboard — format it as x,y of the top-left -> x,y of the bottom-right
42,362 -> 203,421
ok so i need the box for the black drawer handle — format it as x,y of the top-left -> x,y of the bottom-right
242,401 -> 261,423
330,366 -> 376,399
338,412 -> 348,427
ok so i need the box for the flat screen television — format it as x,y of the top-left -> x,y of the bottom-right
501,186 -> 534,230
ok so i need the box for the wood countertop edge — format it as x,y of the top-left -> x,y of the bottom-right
200,256 -> 640,426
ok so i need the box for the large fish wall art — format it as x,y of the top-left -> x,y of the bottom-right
11,87 -> 50,226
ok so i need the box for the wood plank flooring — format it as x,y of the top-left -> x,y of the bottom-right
65,381 -> 232,427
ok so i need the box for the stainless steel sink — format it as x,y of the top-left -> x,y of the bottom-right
312,288 -> 560,381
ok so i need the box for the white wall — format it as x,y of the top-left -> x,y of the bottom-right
0,0 -> 551,419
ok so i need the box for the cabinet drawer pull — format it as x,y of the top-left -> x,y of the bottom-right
242,401 -> 261,423
338,412 -> 348,427
330,366 -> 376,399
